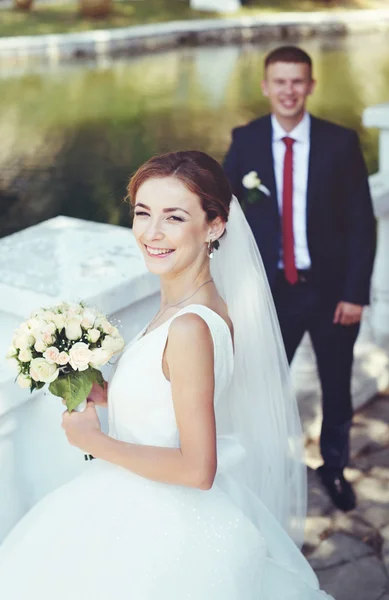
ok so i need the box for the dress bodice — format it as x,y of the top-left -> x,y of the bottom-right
108,305 -> 234,448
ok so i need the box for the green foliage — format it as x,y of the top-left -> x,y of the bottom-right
0,0 -> 210,38
49,367 -> 104,412
31,381 -> 45,393
0,0 -> 380,38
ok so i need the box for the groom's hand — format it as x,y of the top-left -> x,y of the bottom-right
333,302 -> 363,326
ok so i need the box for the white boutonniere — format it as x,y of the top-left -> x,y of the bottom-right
242,171 -> 271,206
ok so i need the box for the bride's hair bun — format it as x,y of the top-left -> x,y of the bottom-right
127,150 -> 232,225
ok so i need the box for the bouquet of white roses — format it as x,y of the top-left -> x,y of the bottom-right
7,302 -> 125,411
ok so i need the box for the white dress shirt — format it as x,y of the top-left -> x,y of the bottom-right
271,112 -> 311,270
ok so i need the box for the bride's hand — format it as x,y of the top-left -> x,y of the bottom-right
62,401 -> 103,451
88,381 -> 108,407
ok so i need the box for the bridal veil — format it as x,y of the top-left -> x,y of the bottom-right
211,196 -> 307,548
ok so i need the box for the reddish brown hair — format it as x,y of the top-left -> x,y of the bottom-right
127,150 -> 232,224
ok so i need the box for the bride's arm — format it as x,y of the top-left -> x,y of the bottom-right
63,314 -> 217,490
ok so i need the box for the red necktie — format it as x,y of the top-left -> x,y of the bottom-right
282,137 -> 298,285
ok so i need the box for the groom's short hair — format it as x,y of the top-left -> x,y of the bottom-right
264,46 -> 313,76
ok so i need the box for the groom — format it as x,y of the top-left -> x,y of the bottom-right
223,46 -> 376,512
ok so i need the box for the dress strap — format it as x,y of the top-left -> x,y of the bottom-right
166,305 -> 234,400
168,304 -> 233,349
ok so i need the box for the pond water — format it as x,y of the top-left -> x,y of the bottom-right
1,31 -> 388,237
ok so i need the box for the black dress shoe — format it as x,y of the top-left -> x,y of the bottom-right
316,466 -> 356,512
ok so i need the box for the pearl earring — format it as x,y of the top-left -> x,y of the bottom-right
207,240 -> 214,259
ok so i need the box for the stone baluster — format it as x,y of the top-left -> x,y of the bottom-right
190,0 -> 241,13
363,103 -> 389,352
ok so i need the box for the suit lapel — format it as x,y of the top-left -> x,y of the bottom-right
250,115 -> 279,217
307,115 -> 322,219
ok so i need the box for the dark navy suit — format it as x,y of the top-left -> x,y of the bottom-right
224,114 -> 376,470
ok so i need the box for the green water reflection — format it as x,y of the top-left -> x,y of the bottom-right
1,32 -> 388,237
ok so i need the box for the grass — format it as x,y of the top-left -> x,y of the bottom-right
0,0 -> 386,38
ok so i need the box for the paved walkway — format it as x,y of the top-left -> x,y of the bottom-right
293,316 -> 389,598
303,392 -> 389,600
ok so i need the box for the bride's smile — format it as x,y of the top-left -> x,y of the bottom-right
145,246 -> 175,257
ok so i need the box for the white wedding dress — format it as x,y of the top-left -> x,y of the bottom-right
0,305 -> 333,599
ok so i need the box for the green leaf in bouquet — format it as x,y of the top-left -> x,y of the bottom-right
49,371 -> 94,412
86,367 -> 105,389
31,381 -> 45,393
48,368 -> 106,411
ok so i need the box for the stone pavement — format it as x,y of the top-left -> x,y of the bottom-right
303,393 -> 389,600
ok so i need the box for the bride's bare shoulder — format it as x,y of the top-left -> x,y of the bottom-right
171,302 -> 233,341
168,312 -> 213,345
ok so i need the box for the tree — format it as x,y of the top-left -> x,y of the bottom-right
14,0 -> 34,11
79,0 -> 113,18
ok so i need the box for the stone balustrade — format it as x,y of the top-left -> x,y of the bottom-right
363,103 -> 389,350
0,217 -> 160,541
190,0 -> 241,12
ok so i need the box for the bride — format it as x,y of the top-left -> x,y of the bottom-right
0,151 -> 333,599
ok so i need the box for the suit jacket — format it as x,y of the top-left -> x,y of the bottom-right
223,114 -> 376,305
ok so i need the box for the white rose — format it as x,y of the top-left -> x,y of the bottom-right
34,338 -> 47,353
104,323 -> 115,335
113,336 -> 125,353
242,171 -> 260,190
57,351 -> 70,366
52,313 -> 66,331
13,332 -> 35,350
69,342 -> 92,372
39,323 -> 56,346
95,316 -> 115,335
28,319 -> 47,337
42,322 -> 56,335
30,358 -> 59,383
102,335 -> 125,354
89,347 -> 110,368
66,303 -> 83,316
81,309 -> 98,330
42,332 -> 55,346
31,310 -> 48,323
88,328 -> 101,343
94,315 -> 105,328
43,346 -> 60,364
7,357 -> 20,371
19,348 -> 33,363
27,324 -> 43,344
101,336 -> 115,354
17,374 -> 32,389
54,302 -> 67,311
27,318 -> 41,330
65,319 -> 83,341
42,310 -> 56,323
6,345 -> 18,358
